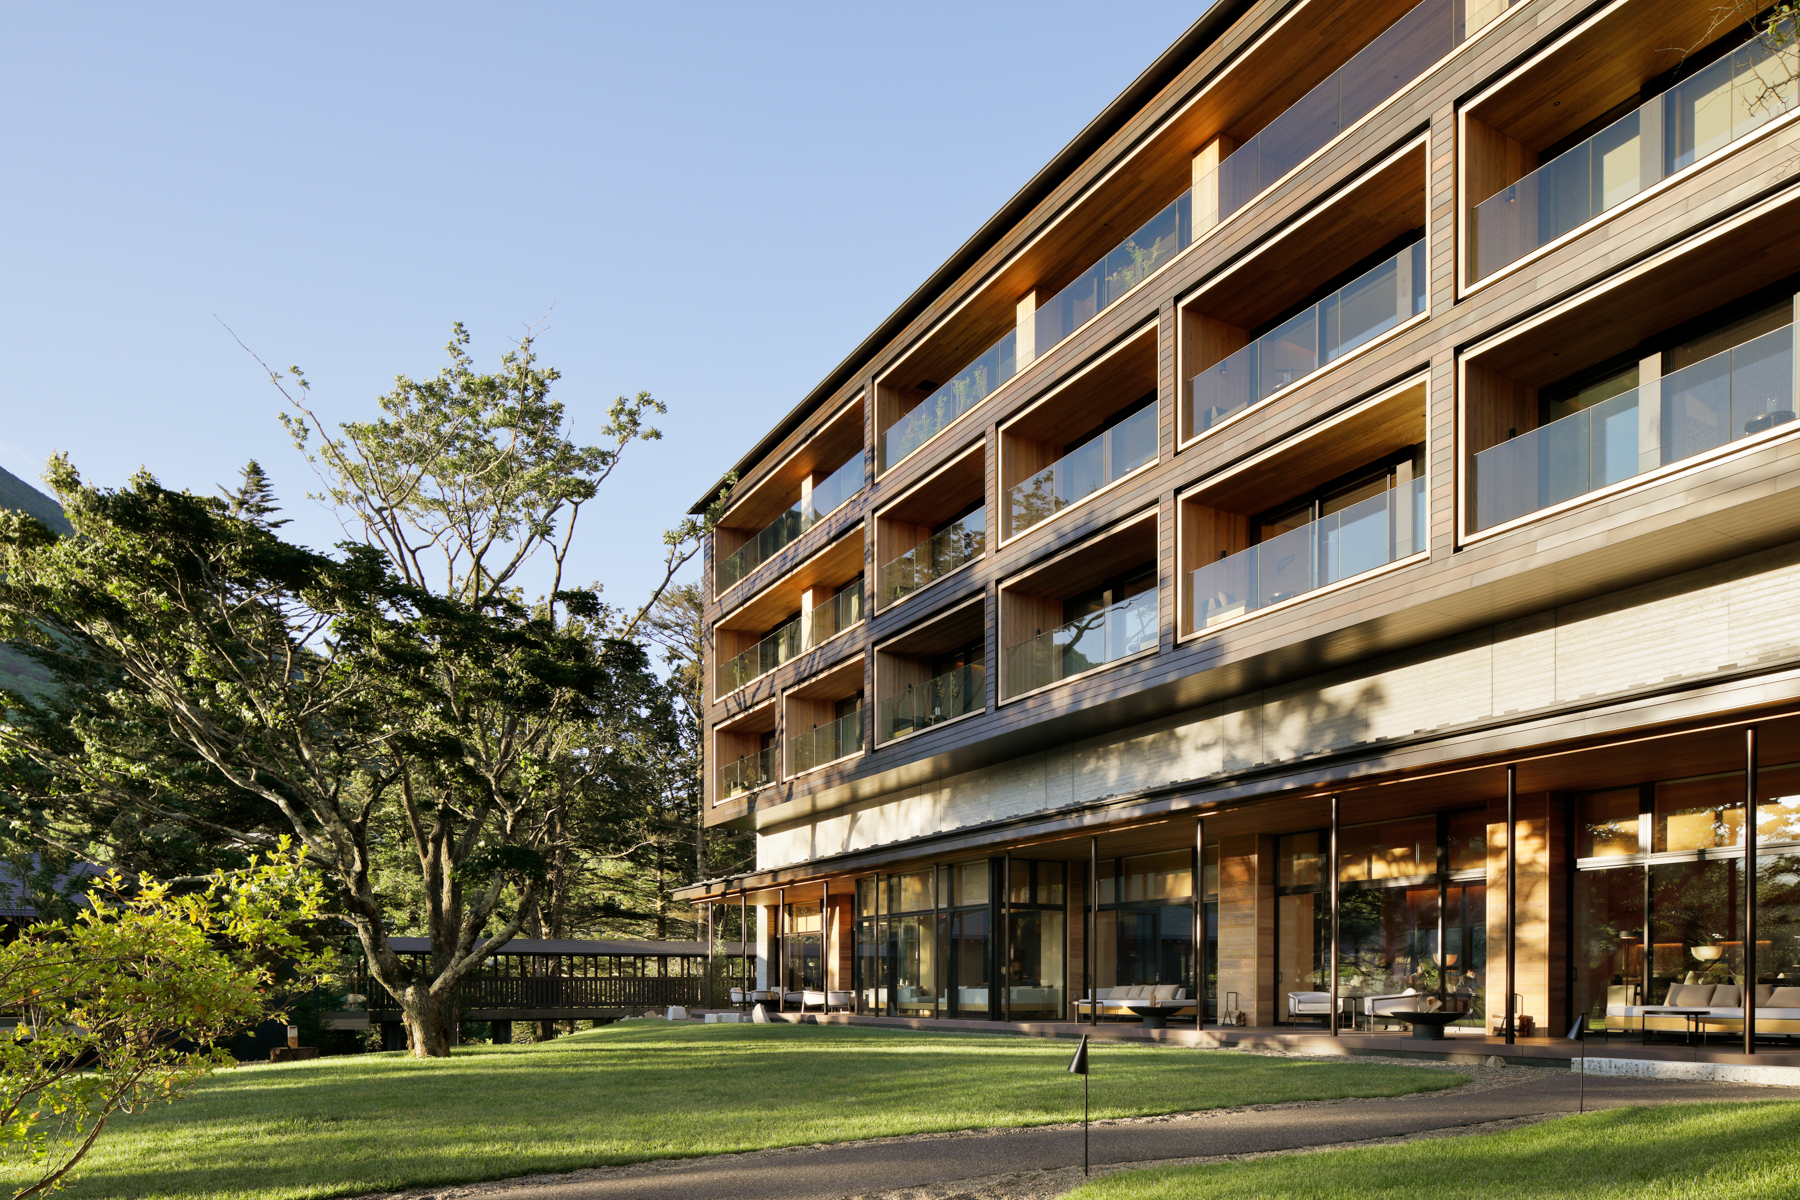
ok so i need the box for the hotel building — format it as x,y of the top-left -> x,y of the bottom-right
680,0 -> 1800,1047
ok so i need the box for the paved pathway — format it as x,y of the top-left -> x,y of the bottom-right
386,1073 -> 1788,1200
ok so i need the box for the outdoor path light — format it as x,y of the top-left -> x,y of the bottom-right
1566,1017 -> 1587,1113
1067,1034 -> 1090,1175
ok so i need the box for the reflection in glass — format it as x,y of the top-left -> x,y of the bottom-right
1187,241 -> 1426,434
881,333 -> 1016,472
1008,403 -> 1157,536
1190,478 -> 1426,631
1003,586 -> 1158,698
1580,788 -> 1643,859
1574,865 -> 1645,1029
1472,28 -> 1798,280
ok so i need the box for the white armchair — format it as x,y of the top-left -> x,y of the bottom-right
1288,991 -> 1333,1021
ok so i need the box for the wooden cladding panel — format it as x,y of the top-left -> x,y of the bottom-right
1470,0 -> 1726,149
722,397 -> 866,536
1215,834 -> 1275,1026
1462,112 -> 1535,214
1485,791 -> 1562,1034
1185,141 -> 1427,333
1463,362 -> 1538,458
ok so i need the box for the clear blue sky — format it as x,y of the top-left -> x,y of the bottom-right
0,2 -> 1204,610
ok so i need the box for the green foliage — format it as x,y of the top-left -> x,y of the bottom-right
0,842 -> 328,1200
0,1023 -> 1459,1200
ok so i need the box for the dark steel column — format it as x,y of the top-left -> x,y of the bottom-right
1505,764 -> 1517,1046
932,864 -> 941,1021
1329,795 -> 1341,1037
706,901 -> 715,1010
1194,817 -> 1206,1033
1003,852 -> 1013,1024
739,889 -> 748,996
1747,726 -> 1760,1055
1436,812 -> 1449,1011
779,886 -> 787,1002
821,879 -> 830,1007
1089,837 -> 1099,1026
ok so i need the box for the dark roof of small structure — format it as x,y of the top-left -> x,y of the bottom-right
383,937 -> 712,957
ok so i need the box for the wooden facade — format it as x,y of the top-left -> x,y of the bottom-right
682,0 -> 1800,1042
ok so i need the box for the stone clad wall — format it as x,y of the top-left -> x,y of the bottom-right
760,543 -> 1800,871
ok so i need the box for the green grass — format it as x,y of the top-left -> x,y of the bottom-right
1068,1101 -> 1800,1199
23,1022 -> 1460,1200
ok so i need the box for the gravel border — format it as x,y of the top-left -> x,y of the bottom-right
348,1052 -> 1526,1200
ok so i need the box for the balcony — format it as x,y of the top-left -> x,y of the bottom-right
1003,588 -> 1157,700
1186,238 -> 1424,436
999,510 -> 1158,699
713,695 -> 777,804
1178,375 -> 1426,634
879,665 -> 985,743
801,580 -> 864,648
713,530 -> 865,699
719,745 -> 776,799
874,597 -> 986,744
1472,320 -> 1795,532
1032,192 -> 1192,351
1201,0 -> 1481,229
784,656 -> 865,777
879,332 -> 1015,474
789,707 -> 865,776
876,444 -> 986,609
1471,28 -> 1799,282
713,395 -> 864,596
881,512 -> 984,605
717,454 -> 862,592
1008,405 -> 1155,538
1190,477 -> 1425,631
716,616 -> 801,698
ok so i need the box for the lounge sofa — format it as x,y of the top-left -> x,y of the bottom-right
1606,982 -> 1800,1037
1075,984 -> 1194,1020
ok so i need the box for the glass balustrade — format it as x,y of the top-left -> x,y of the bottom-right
1472,326 -> 1795,531
1203,0 -> 1466,228
1035,193 -> 1193,351
790,707 -> 864,775
880,332 -> 1017,472
802,584 -> 864,647
1003,587 -> 1159,699
880,509 -> 987,604
1472,29 -> 1798,280
720,745 -> 776,798
1186,240 -> 1426,436
715,616 -> 802,697
716,455 -> 866,591
1189,477 -> 1427,631
1007,404 -> 1158,536
879,664 -> 986,742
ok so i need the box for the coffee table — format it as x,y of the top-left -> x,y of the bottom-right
1125,1002 -> 1173,1029
1639,1006 -> 1709,1046
1385,1009 -> 1465,1040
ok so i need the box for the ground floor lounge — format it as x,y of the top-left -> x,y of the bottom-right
693,698 -> 1800,1055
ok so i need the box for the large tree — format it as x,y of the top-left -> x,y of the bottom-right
0,327 -> 723,1056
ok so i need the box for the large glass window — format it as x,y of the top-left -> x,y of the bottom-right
785,902 -> 823,992
940,860 -> 991,1020
1096,850 -> 1195,1000
1005,861 -> 1066,1020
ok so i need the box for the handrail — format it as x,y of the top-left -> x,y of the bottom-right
880,510 -> 987,605
879,664 -> 985,741
1003,588 -> 1158,699
1008,404 -> 1157,536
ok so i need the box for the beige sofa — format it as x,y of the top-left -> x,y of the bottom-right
1606,982 -> 1800,1037
1075,984 -> 1194,1020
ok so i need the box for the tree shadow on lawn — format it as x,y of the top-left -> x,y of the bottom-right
24,1023 -> 1461,1200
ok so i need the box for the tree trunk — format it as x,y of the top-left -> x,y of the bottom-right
399,982 -> 454,1057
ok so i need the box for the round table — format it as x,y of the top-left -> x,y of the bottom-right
1126,1003 -> 1173,1029
1385,1009 -> 1465,1040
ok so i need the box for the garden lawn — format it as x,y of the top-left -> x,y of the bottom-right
20,1022 -> 1459,1200
1067,1100 -> 1800,1200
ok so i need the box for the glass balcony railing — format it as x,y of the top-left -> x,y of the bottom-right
1034,193 -> 1193,351
1003,588 -> 1158,700
1472,29 -> 1798,280
716,455 -> 864,591
716,616 -> 802,697
720,745 -> 776,798
1472,325 -> 1794,531
801,584 -> 864,647
1008,404 -> 1157,537
880,509 -> 986,605
1189,477 -> 1427,631
880,332 -> 1017,472
1203,0 -> 1470,229
1186,240 -> 1425,436
878,664 -> 985,742
789,707 -> 864,775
